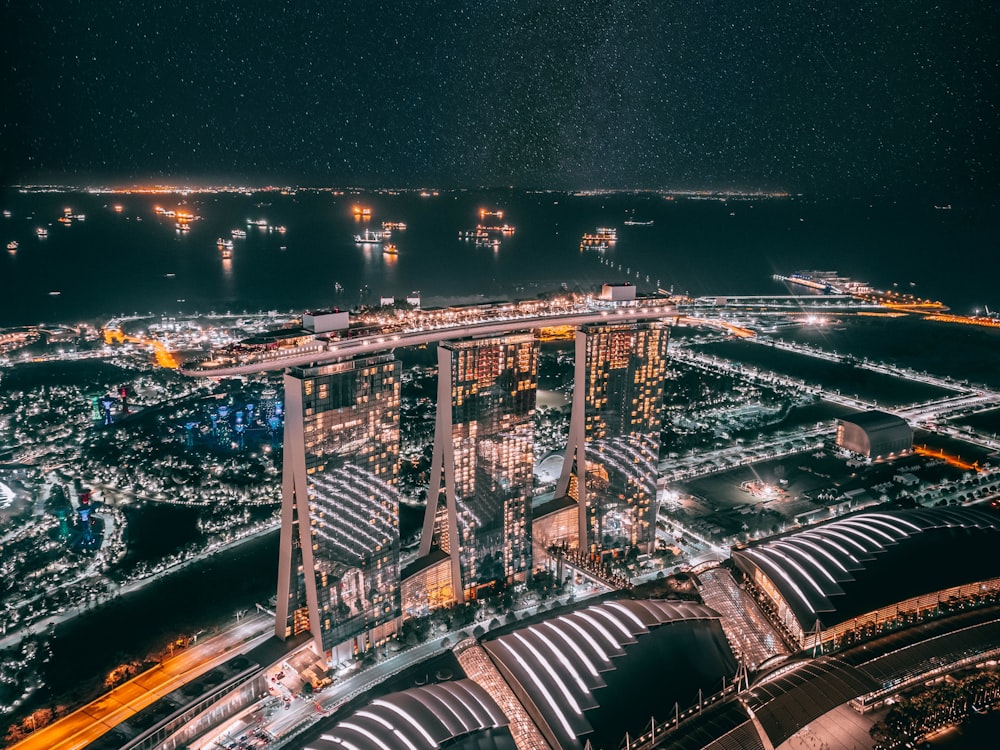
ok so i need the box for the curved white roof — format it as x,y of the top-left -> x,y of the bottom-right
308,679 -> 507,750
733,508 -> 1000,631
483,599 -> 725,749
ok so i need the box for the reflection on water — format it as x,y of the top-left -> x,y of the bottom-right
1,189 -> 997,327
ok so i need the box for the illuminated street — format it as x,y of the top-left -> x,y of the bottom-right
10,614 -> 272,750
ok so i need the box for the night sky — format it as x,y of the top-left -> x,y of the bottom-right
2,1 -> 998,194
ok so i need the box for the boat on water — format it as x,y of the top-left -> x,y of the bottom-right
246,218 -> 268,227
355,229 -> 384,245
176,222 -> 191,231
6,241 -> 17,251
231,228 -> 247,238
217,238 -> 234,250
478,223 -> 515,234
624,219 -> 653,226
36,227 -> 48,237
2,210 -> 11,218
382,221 -> 407,231
383,243 -> 398,255
581,226 -> 617,244
221,248 -> 233,259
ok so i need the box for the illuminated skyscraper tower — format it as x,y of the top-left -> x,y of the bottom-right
557,322 -> 669,558
420,333 -> 538,601
276,354 -> 401,661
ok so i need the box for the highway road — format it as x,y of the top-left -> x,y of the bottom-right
11,614 -> 273,750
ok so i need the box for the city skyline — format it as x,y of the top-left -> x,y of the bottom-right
2,1 -> 1000,745
3,283 -> 1000,748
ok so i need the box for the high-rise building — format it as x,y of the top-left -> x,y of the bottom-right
557,322 -> 669,558
259,386 -> 279,421
276,355 -> 401,661
420,333 -> 538,601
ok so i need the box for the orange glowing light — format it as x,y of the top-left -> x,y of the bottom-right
914,445 -> 980,472
103,328 -> 179,369
925,313 -> 1000,329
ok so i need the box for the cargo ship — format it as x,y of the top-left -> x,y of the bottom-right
460,223 -> 513,247
355,229 -> 384,245
581,226 -> 617,243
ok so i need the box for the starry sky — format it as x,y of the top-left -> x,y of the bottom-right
2,1 -> 998,194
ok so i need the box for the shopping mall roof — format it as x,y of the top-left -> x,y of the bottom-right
742,657 -> 878,746
483,599 -> 736,750
838,410 -> 909,433
306,679 -> 512,750
853,615 -> 1000,699
732,507 -> 1000,633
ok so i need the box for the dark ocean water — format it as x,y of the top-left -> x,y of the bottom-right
1,189 -> 998,326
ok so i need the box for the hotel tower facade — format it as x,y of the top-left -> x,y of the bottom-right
275,354 -> 402,661
419,334 -> 538,601
557,321 -> 669,558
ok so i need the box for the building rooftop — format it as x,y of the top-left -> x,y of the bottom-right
838,410 -> 910,433
401,546 -> 450,579
482,599 -> 736,749
732,507 -> 1000,633
742,657 -> 878,746
305,679 -> 513,750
